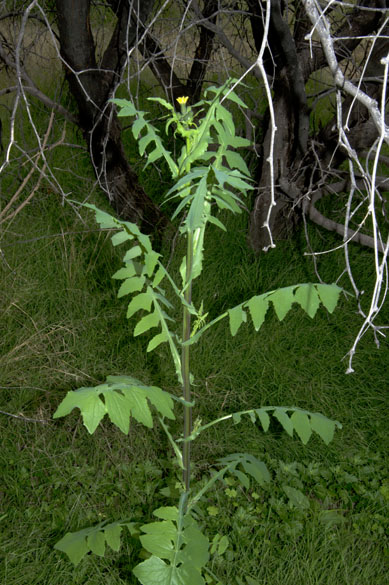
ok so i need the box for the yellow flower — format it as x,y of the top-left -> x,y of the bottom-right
177,96 -> 189,105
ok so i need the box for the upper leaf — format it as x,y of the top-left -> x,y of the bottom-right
111,99 -> 178,177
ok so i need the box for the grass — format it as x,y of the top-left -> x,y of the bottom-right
1,110 -> 388,585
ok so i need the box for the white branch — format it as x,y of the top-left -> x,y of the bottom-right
302,0 -> 389,144
254,0 -> 276,251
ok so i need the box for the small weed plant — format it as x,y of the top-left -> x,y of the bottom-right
53,81 -> 342,585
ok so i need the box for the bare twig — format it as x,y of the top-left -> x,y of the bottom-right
0,409 -> 49,424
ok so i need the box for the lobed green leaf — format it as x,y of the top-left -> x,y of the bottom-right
188,406 -> 341,447
111,98 -> 138,117
147,331 -> 170,352
267,286 -> 295,321
54,520 -> 133,566
53,376 -> 175,435
228,305 -> 247,336
309,412 -> 337,445
247,296 -> 269,331
118,276 -> 146,297
111,230 -> 133,246
134,505 -> 209,585
112,264 -> 137,280
294,283 -> 320,318
218,453 -> 271,487
126,291 -> 153,319
273,408 -> 294,437
316,283 -> 342,313
255,408 -> 270,432
134,311 -> 160,337
290,410 -> 312,444
53,387 -> 107,434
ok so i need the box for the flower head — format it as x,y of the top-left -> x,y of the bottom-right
177,96 -> 189,105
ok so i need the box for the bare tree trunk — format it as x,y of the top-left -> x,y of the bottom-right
55,0 -> 167,233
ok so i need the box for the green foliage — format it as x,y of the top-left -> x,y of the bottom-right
54,520 -> 137,566
133,499 -> 210,585
204,451 -> 389,545
53,375 -> 175,434
186,406 -> 341,446
53,81 -> 343,583
186,282 -> 341,343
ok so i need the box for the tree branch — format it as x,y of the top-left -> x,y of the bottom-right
304,196 -> 384,253
0,41 -> 77,124
139,30 -> 187,103
302,0 -> 389,143
185,0 -> 218,102
189,0 -> 262,81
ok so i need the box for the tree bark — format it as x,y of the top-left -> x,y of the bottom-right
55,0 -> 167,233
138,0 -> 217,105
248,0 -> 309,250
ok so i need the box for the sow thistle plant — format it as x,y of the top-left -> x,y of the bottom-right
53,80 -> 342,585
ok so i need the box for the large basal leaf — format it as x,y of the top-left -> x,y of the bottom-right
133,506 -> 209,585
53,376 -> 175,434
55,520 -> 136,566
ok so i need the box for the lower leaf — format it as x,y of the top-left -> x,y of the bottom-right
54,520 -> 137,566
133,501 -> 209,585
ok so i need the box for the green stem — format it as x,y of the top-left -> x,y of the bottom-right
182,230 -> 194,493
